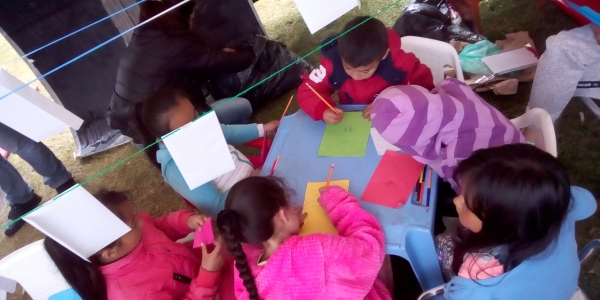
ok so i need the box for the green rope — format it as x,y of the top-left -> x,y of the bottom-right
1,0 -> 404,230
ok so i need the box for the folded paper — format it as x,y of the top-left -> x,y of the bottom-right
163,111 -> 235,190
0,69 -> 83,142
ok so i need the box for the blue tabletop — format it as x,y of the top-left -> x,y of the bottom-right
260,105 -> 439,249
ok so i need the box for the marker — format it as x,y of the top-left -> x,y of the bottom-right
426,169 -> 433,211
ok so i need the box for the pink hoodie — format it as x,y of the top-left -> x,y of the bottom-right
234,187 -> 392,300
100,210 -> 235,300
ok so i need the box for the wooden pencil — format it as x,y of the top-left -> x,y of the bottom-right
325,164 -> 334,188
305,83 -> 341,115
280,95 -> 294,121
269,155 -> 280,176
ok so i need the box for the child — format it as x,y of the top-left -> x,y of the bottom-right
370,78 -> 525,192
140,90 -> 280,218
44,191 -> 234,299
216,177 -> 392,300
297,16 -> 434,124
435,144 -> 596,299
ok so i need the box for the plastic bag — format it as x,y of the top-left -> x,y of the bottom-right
458,40 -> 501,75
393,0 -> 485,43
211,36 -> 313,110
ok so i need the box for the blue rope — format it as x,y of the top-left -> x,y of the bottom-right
0,0 -> 145,69
0,0 -> 190,101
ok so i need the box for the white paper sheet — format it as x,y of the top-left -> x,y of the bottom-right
293,0 -> 358,34
370,128 -> 400,155
162,111 -> 235,190
0,70 -> 83,142
23,186 -> 131,261
481,48 -> 539,75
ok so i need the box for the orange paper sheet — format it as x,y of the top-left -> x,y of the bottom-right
299,180 -> 349,236
361,151 -> 425,208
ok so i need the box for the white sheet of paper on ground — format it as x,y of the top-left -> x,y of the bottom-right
0,69 -> 83,142
162,111 -> 235,190
23,186 -> 131,261
481,47 -> 539,75
293,0 -> 358,34
370,128 -> 400,155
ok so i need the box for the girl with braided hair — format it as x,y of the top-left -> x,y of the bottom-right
216,176 -> 392,300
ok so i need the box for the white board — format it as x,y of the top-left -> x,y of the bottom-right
0,70 -> 83,142
24,186 -> 131,261
293,0 -> 359,34
163,111 -> 235,190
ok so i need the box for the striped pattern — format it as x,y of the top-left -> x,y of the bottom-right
371,79 -> 525,191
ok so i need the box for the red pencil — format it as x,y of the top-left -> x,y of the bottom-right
426,169 -> 433,211
269,155 -> 280,176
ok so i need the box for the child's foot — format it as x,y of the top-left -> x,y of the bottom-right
4,193 -> 42,236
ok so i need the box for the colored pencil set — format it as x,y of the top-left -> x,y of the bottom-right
415,168 -> 433,210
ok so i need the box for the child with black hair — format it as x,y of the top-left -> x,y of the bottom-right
216,177 -> 392,300
140,89 -> 279,218
297,16 -> 434,124
44,191 -> 235,300
436,144 -> 596,299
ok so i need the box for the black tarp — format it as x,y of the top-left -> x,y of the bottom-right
0,0 -> 265,157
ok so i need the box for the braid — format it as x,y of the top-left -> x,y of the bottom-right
217,210 -> 259,300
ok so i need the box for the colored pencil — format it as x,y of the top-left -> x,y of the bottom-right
417,170 -> 424,204
280,95 -> 294,121
426,169 -> 433,211
305,83 -> 341,115
269,155 -> 280,176
325,164 -> 334,188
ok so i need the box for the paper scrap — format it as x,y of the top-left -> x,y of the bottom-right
163,111 -> 235,190
23,186 -> 131,261
300,180 -> 349,236
193,219 -> 215,248
481,48 -> 539,75
293,0 -> 358,34
0,69 -> 83,142
318,112 -> 372,157
370,128 -> 400,155
361,151 -> 425,208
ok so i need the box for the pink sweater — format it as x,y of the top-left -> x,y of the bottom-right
234,187 -> 392,300
100,211 -> 235,300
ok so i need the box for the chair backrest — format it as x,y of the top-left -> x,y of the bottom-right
0,240 -> 80,300
400,36 -> 465,85
510,108 -> 557,157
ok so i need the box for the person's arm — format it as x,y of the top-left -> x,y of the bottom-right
395,50 -> 435,90
175,35 -> 254,75
150,210 -> 196,241
220,124 -> 261,146
145,271 -> 219,300
163,160 -> 228,218
296,58 -> 339,121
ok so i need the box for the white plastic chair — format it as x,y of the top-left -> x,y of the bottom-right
579,97 -> 600,120
400,36 -> 465,85
0,240 -> 77,300
510,108 -> 557,157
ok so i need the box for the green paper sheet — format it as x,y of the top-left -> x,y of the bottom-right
318,112 -> 372,157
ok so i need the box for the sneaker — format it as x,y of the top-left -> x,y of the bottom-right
55,178 -> 76,195
4,193 -> 42,237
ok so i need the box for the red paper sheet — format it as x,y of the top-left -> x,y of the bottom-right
361,150 -> 425,208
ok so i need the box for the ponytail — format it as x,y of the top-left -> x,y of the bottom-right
217,210 -> 259,300
44,238 -> 108,300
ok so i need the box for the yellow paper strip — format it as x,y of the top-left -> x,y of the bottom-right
299,180 -> 349,236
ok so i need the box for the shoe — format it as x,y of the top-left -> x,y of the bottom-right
4,193 -> 42,237
55,178 -> 77,195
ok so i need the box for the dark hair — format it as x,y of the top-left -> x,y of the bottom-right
139,0 -> 195,34
451,144 -> 571,277
338,16 -> 388,68
216,177 -> 290,300
139,89 -> 189,167
44,191 -> 131,300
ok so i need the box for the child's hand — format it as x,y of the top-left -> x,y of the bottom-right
362,103 -> 373,121
294,206 -> 308,228
264,121 -> 280,136
201,237 -> 225,272
323,108 -> 344,124
187,214 -> 209,231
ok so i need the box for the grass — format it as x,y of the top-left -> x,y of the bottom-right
1,0 -> 599,299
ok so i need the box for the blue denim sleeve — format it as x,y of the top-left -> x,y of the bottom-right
220,124 -> 260,146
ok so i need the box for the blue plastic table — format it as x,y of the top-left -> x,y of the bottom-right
260,105 -> 445,290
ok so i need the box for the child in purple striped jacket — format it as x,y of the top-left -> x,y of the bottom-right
370,78 -> 525,193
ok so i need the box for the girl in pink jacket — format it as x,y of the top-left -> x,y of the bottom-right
216,176 -> 392,300
44,191 -> 235,300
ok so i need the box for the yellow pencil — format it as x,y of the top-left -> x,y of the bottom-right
325,164 -> 335,188
305,83 -> 342,115
280,95 -> 294,121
